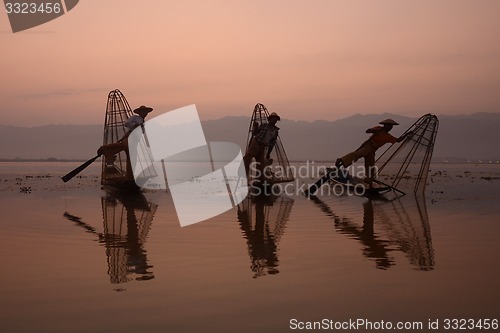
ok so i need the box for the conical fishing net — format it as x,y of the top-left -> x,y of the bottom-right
376,114 -> 439,195
245,103 -> 294,184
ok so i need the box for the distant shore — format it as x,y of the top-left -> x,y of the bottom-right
0,158 -> 499,164
0,158 -> 89,162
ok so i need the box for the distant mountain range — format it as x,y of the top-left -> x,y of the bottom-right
1,112 -> 499,162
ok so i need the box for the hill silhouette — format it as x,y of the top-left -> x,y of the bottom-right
1,113 -> 499,162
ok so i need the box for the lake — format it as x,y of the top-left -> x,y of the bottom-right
0,162 -> 499,333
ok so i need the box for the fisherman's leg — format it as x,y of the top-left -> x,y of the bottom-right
336,152 -> 356,168
364,151 -> 376,188
125,151 -> 135,181
120,141 -> 135,182
243,154 -> 252,176
334,150 -> 360,183
244,140 -> 261,177
337,145 -> 370,168
255,145 -> 267,180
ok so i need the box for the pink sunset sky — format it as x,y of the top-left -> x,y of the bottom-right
1,0 -> 500,126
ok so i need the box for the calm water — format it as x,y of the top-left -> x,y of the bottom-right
0,162 -> 499,333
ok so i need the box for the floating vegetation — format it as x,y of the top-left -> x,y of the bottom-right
20,186 -> 32,193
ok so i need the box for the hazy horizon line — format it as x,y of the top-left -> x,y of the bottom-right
2,111 -> 499,128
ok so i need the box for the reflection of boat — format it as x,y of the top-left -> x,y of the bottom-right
237,193 -> 294,278
64,190 -> 158,288
311,196 -> 434,270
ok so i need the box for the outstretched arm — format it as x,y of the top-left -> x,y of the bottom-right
396,131 -> 414,142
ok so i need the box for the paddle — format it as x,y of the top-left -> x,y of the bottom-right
61,155 -> 101,183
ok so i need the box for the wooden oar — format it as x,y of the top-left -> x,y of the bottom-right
61,155 -> 100,183
303,167 -> 343,198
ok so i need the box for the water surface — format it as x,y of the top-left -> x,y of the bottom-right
1,162 -> 499,332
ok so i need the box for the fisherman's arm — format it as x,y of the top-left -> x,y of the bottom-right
396,131 -> 414,142
365,127 -> 379,134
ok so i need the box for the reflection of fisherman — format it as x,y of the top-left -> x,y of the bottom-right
244,112 -> 281,178
101,193 -> 155,284
237,197 -> 280,278
312,196 -> 393,269
360,199 -> 392,269
335,119 -> 410,187
63,191 -> 156,285
120,195 -> 154,281
97,105 -> 153,181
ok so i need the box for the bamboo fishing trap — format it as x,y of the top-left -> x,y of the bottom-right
375,114 -> 439,195
101,89 -> 134,187
101,89 -> 157,189
245,103 -> 295,184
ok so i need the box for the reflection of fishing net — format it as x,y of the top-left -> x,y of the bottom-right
310,196 -> 434,270
237,195 -> 294,277
245,103 -> 294,184
101,192 -> 157,284
101,89 -> 134,185
376,114 -> 439,194
373,197 -> 435,271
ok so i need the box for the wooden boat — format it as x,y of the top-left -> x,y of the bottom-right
303,167 -> 392,198
328,170 -> 392,198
